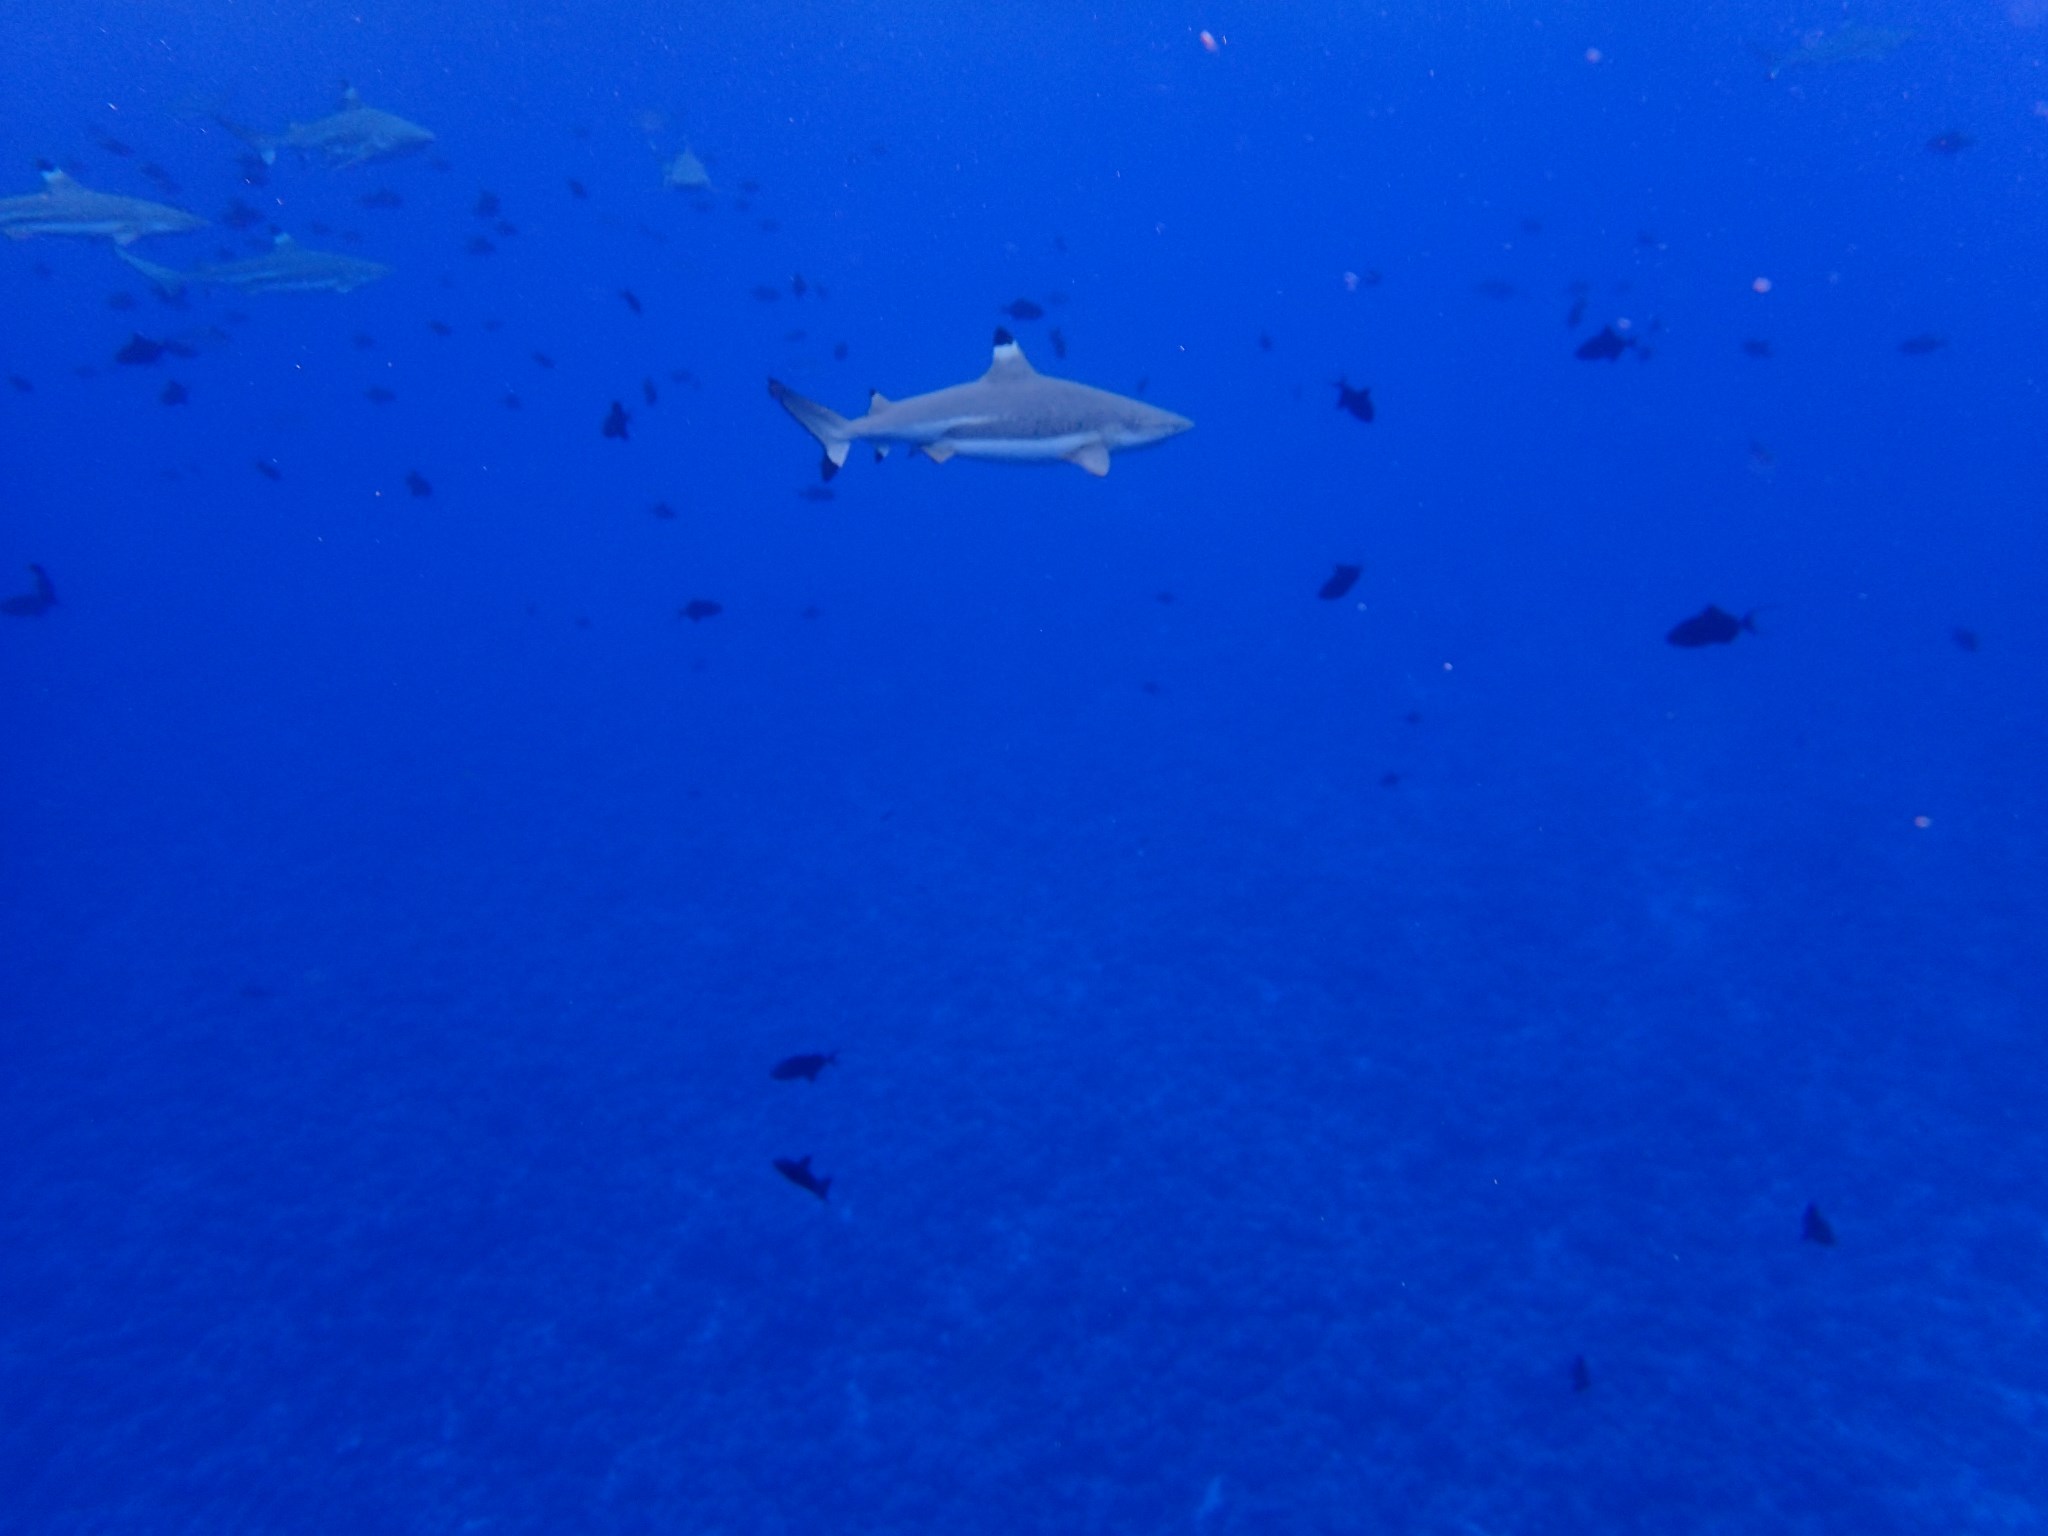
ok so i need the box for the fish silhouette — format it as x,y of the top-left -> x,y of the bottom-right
602,401 -> 631,440
1318,563 -> 1362,600
773,1155 -> 832,1201
1801,1202 -> 1836,1246
0,563 -> 56,617
1334,378 -> 1375,422
1665,605 -> 1755,648
770,1052 -> 836,1082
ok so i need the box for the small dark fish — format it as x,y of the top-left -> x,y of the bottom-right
1801,1202 -> 1836,1246
1575,325 -> 1636,361
465,235 -> 496,256
1570,1356 -> 1591,1393
115,334 -> 163,366
501,392 -> 523,410
1155,591 -> 1175,605
1951,626 -> 1980,653
107,290 -> 136,311
405,470 -> 433,498
359,187 -> 403,209
641,377 -> 658,405
801,604 -> 822,619
1665,604 -> 1755,648
566,178 -> 588,199
1403,710 -> 1423,725
669,368 -> 697,385
1319,563 -> 1363,601
791,272 -> 808,297
784,329 -> 807,343
1565,295 -> 1588,328
532,351 -> 555,369
758,218 -> 781,233
1048,326 -> 1067,359
1140,681 -> 1164,696
750,284 -> 781,302
602,400 -> 631,440
1000,298 -> 1045,321
619,288 -> 642,314
159,380 -> 187,405
1898,333 -> 1946,355
7,375 -> 31,393
770,1052 -> 836,1082
1133,376 -> 1149,396
650,501 -> 676,520
832,341 -> 849,361
797,486 -> 836,502
1521,217 -> 1544,235
353,331 -> 376,350
773,1155 -> 831,1201
1256,332 -> 1273,351
1334,378 -> 1375,423
255,458 -> 282,481
95,135 -> 134,157
473,190 -> 501,217
494,220 -> 518,238
1378,771 -> 1401,788
1926,132 -> 1973,155
1742,338 -> 1773,359
222,198 -> 263,230
428,321 -> 453,337
364,386 -> 396,404
680,598 -> 722,621
0,564 -> 56,617
1474,278 -> 1517,300
139,162 -> 178,192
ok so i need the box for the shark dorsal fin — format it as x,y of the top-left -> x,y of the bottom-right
984,328 -> 1036,383
272,232 -> 296,248
868,389 -> 891,411
339,83 -> 362,109
39,165 -> 73,189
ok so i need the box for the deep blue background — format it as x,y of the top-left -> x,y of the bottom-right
4,1 -> 2046,1531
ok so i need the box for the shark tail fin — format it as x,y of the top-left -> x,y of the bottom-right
768,378 -> 853,481
117,246 -> 187,298
212,113 -> 278,164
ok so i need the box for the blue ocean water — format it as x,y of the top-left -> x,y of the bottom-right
4,1 -> 2046,1530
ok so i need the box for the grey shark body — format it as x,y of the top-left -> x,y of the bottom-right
238,86 -> 435,167
0,167 -> 207,245
118,232 -> 390,296
770,333 -> 1192,479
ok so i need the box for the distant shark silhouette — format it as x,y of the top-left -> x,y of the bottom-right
223,85 -> 435,168
118,232 -> 389,296
0,165 -> 206,245
770,329 -> 1191,479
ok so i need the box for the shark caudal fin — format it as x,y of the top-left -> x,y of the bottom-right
768,378 -> 854,481
211,113 -> 279,165
116,246 -> 187,298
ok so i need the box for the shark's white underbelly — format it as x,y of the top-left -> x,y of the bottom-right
940,431 -> 1101,462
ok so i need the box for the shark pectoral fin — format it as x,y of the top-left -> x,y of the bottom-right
873,444 -> 891,462
1067,440 -> 1111,476
921,441 -> 957,464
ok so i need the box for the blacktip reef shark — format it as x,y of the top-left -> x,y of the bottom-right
769,329 -> 1192,479
0,164 -> 206,245
1753,25 -> 1911,79
117,232 -> 389,295
225,84 -> 434,167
